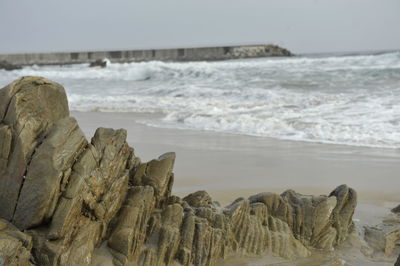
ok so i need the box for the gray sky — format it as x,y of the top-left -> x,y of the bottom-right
0,0 -> 399,54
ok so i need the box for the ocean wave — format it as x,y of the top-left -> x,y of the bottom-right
2,51 -> 399,82
1,51 -> 400,148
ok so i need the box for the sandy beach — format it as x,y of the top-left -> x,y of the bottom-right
73,110 -> 399,265
73,111 -> 400,204
1,1 -> 399,265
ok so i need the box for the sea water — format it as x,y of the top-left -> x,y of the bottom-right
1,51 -> 399,148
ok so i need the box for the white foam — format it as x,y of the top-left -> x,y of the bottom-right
1,51 -> 399,148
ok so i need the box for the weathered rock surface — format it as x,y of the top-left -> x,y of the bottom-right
0,76 -> 69,221
0,77 -> 357,266
13,117 -> 87,229
0,219 -> 33,265
28,127 -> 134,265
364,213 -> 400,257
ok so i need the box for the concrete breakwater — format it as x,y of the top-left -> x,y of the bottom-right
0,44 -> 292,66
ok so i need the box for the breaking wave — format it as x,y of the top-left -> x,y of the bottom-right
1,51 -> 400,148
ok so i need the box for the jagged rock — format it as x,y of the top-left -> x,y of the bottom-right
329,185 -> 357,245
392,204 -> 400,214
29,127 -> 134,265
0,76 -> 69,221
140,203 -> 184,265
108,186 -> 156,265
0,60 -> 22,71
396,254 -> 400,266
183,191 -> 213,208
107,186 -> 355,265
364,215 -> 400,256
225,196 -> 310,259
0,219 -> 33,265
12,117 -> 87,229
132,152 -> 175,208
0,77 -> 358,266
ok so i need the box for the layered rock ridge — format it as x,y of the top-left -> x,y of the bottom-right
0,77 -> 357,266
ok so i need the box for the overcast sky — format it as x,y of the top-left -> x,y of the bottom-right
0,0 -> 399,54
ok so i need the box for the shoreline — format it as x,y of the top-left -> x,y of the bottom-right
73,110 -> 399,265
72,111 -> 400,206
0,76 -> 397,265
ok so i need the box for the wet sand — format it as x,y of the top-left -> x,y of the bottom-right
73,111 -> 399,203
73,111 -> 399,265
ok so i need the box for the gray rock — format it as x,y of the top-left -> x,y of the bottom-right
12,117 -> 87,229
392,204 -> 400,214
132,152 -> 175,208
329,184 -> 357,245
89,59 -> 107,68
0,76 -> 69,221
109,184 -> 355,265
108,186 -> 155,264
364,215 -> 400,256
30,127 -> 134,265
0,219 -> 33,265
183,191 -> 213,208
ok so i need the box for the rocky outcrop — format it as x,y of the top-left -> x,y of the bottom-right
364,211 -> 400,257
0,76 -> 356,266
392,204 -> 400,214
89,59 -> 108,68
229,44 -> 293,58
27,127 -> 133,265
0,76 -> 70,221
0,219 -> 33,265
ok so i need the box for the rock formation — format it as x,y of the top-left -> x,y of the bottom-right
229,44 -> 292,58
363,209 -> 400,259
0,76 -> 357,266
392,204 -> 400,214
89,59 -> 108,68
0,220 -> 33,265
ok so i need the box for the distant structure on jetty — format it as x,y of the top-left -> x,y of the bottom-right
0,44 -> 293,66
